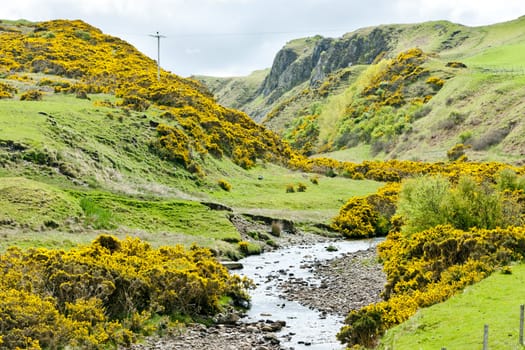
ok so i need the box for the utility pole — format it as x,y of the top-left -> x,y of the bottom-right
149,31 -> 166,81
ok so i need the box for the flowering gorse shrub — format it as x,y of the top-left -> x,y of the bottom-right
338,225 -> 525,348
0,235 -> 252,348
331,182 -> 400,238
337,171 -> 525,348
0,20 -> 295,172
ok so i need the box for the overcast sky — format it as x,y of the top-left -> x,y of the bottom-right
1,1 -> 525,77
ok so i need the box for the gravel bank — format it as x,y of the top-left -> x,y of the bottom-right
127,320 -> 286,350
278,247 -> 386,316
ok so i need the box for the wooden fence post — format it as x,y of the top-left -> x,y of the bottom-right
483,324 -> 489,350
520,304 -> 525,345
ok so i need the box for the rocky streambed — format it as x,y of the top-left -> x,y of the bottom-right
278,247 -> 385,317
127,321 -> 284,350
128,238 -> 386,350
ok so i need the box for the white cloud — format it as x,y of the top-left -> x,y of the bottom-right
1,0 -> 524,76
394,0 -> 525,26
184,48 -> 201,55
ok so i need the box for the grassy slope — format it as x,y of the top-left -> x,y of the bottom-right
317,17 -> 525,162
195,69 -> 269,112
0,88 -> 201,194
201,16 -> 525,163
0,76 -> 382,253
379,264 -> 525,349
207,161 -> 382,222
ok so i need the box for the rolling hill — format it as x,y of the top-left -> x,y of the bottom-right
197,16 -> 525,163
0,19 -> 382,254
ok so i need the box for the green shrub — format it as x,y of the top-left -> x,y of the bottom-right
326,245 -> 338,252
237,241 -> 261,256
74,30 -> 91,41
458,131 -> 473,144
412,105 -> 432,120
247,231 -> 259,239
438,111 -> 466,130
266,239 -> 278,248
396,175 -> 450,234
471,126 -> 512,150
497,168 -> 525,192
337,308 -> 383,348
285,184 -> 295,193
397,175 -> 523,235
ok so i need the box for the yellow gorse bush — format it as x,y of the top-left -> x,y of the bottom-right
0,81 -> 17,98
0,20 -> 295,171
331,182 -> 400,238
291,156 -> 522,184
338,225 -> 525,348
0,235 -> 252,348
334,171 -> 525,348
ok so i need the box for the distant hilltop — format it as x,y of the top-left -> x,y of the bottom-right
198,16 -> 525,163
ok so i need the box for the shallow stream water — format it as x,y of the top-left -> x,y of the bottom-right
238,238 -> 382,350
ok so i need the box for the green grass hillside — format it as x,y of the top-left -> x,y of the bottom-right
0,19 -> 382,256
200,16 -> 525,164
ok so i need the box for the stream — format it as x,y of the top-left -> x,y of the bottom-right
237,238 -> 382,350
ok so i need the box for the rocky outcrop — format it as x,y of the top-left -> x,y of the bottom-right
259,27 -> 392,103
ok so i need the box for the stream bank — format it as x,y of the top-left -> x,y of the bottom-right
127,238 -> 385,350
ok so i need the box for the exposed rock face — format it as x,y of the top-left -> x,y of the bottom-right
259,48 -> 300,97
259,28 -> 391,103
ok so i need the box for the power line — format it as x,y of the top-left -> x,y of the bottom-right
114,27 -> 350,40
165,28 -> 348,38
149,31 -> 166,81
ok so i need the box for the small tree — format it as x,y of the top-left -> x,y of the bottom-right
397,175 -> 522,235
396,175 -> 450,234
